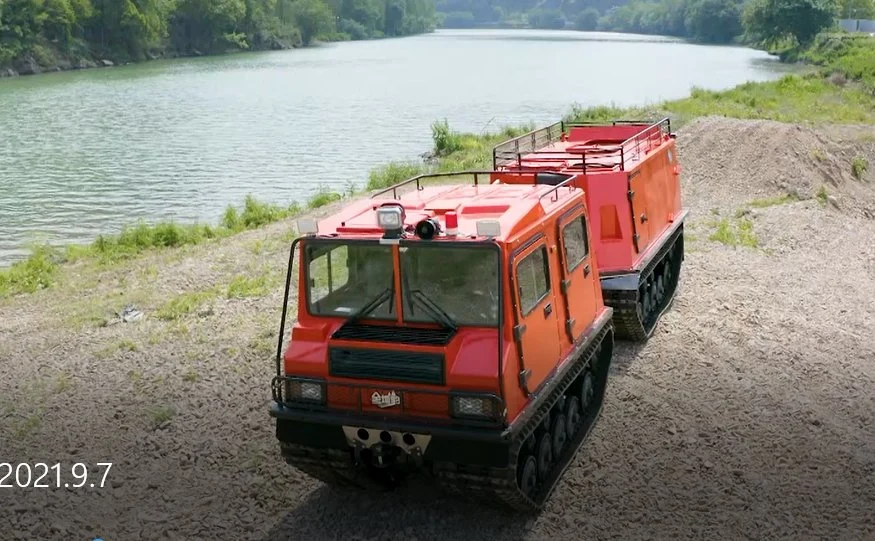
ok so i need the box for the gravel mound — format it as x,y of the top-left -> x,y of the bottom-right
677,116 -> 875,219
1,117 -> 874,540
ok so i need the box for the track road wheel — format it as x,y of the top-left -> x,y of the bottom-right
641,284 -> 651,319
564,395 -> 582,436
535,431 -> 553,482
580,371 -> 595,413
656,275 -> 665,304
517,455 -> 538,497
551,412 -> 568,457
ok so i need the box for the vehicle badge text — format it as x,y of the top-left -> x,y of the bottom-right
371,391 -> 401,408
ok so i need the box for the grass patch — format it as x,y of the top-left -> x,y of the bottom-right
226,274 -> 269,298
81,197 -> 296,261
431,118 -> 464,156
817,186 -> 829,206
2,194 -> 303,298
851,156 -> 869,180
221,195 -> 301,232
149,405 -> 176,427
786,34 -> 875,93
708,217 -> 759,248
747,193 -> 800,209
13,414 -> 43,439
95,338 -> 139,359
0,244 -> 62,298
657,74 -> 875,126
306,187 -> 343,209
156,289 -> 218,320
367,161 -> 428,191
118,339 -> 137,352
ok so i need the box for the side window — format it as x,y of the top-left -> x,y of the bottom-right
517,245 -> 550,315
562,215 -> 590,272
307,244 -> 349,303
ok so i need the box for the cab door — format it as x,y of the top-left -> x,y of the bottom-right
557,209 -> 598,342
512,235 -> 562,394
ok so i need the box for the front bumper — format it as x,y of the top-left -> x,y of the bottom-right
270,403 -> 512,469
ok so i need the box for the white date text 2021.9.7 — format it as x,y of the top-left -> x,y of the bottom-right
0,462 -> 113,489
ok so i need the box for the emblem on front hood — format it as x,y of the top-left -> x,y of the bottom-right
371,390 -> 401,408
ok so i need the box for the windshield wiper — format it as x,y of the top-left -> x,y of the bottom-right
345,287 -> 393,325
409,289 -> 457,332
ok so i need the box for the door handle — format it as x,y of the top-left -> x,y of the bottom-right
583,264 -> 590,277
544,303 -> 552,317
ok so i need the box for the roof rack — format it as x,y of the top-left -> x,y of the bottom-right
370,169 -> 582,200
492,118 -> 672,172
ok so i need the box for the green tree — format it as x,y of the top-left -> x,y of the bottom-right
838,0 -> 875,17
574,7 -> 599,30
743,0 -> 839,47
170,0 -> 247,53
686,0 -> 742,43
341,0 -> 383,30
383,0 -> 405,35
1,0 -> 436,71
528,7 -> 565,28
292,0 -> 334,44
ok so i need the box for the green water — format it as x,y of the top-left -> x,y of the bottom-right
0,29 -> 793,265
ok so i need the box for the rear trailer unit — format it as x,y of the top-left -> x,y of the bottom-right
492,119 -> 688,340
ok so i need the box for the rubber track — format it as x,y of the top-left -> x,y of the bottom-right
431,324 -> 613,512
279,324 -> 614,513
603,225 -> 685,341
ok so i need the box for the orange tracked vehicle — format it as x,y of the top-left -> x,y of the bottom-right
492,118 -> 687,340
270,170 -> 615,512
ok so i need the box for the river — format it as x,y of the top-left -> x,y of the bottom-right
0,29 -> 794,266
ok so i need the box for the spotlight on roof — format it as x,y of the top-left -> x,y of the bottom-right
376,203 -> 405,238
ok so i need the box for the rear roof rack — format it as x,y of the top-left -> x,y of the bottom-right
492,118 -> 672,173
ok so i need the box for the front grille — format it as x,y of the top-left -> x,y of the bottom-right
329,347 -> 445,386
332,322 -> 455,346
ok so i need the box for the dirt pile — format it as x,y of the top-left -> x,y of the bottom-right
677,116 -> 875,219
1,117 -> 874,540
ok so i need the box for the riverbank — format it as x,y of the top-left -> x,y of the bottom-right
0,1 -> 437,78
0,35 -> 875,292
2,114 -> 874,539
0,31 -> 440,78
0,45 -> 287,78
2,33 -> 873,296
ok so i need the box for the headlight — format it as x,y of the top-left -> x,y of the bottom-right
450,394 -> 502,421
284,378 -> 325,405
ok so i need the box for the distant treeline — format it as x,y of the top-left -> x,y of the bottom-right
0,0 -> 437,74
436,0 -> 875,45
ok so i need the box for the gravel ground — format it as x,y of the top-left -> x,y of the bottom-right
1,117 -> 874,540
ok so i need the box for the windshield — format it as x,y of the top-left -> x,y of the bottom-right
400,245 -> 499,327
304,241 -> 499,327
305,242 -> 394,319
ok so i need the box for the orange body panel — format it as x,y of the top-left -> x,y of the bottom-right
493,119 -> 685,275
281,171 -> 610,427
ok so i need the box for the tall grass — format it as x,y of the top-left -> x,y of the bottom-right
784,34 -> 875,93
0,245 -> 61,297
1,195 -> 305,298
